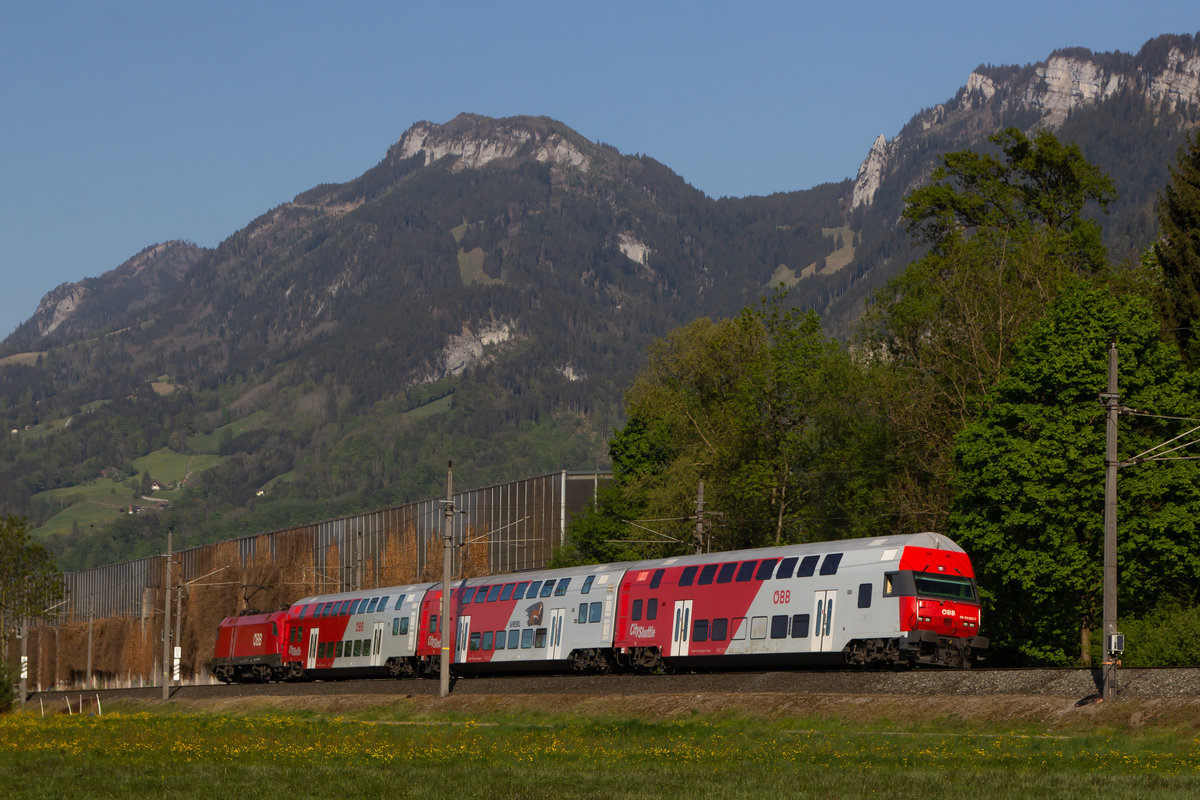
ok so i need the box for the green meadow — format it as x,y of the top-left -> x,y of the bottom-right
2,707 -> 1197,799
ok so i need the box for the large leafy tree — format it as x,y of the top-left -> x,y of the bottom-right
861,127 -> 1117,527
0,515 -> 64,648
950,282 -> 1200,665
558,295 -> 895,563
1155,128 -> 1200,368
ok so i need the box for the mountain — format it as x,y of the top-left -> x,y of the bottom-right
2,34 -> 1198,570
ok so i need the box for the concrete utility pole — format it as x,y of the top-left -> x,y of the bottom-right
161,527 -> 172,701
440,463 -> 453,698
1101,342 -> 1120,701
694,480 -> 705,555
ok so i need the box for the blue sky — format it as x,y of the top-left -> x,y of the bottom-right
2,2 -> 1196,340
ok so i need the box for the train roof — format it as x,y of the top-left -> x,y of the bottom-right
623,532 -> 963,572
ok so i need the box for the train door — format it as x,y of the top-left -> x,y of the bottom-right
671,599 -> 693,657
307,628 -> 319,669
372,622 -> 385,666
601,585 -> 616,642
456,616 -> 471,663
547,608 -> 566,659
813,590 -> 836,652
407,610 -> 418,652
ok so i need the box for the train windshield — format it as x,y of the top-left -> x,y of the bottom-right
913,573 -> 976,602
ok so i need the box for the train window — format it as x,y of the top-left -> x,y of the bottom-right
737,561 -> 757,582
646,600 -> 658,620
377,595 -> 389,610
711,618 -> 728,641
392,617 -> 400,636
698,564 -> 719,585
771,615 -> 789,639
334,601 -> 345,616
335,641 -> 344,658
353,599 -> 366,615
796,555 -> 819,578
534,628 -> 547,648
351,640 -> 360,657
679,566 -> 698,587
399,617 -> 409,635
589,602 -> 602,623
693,619 -> 709,642
428,614 -> 438,634
858,583 -> 872,608
508,630 -> 520,649
487,585 -> 502,602
482,631 -> 493,650
521,629 -> 535,649
581,575 -> 596,595
540,580 -> 556,598
792,614 -> 810,638
776,557 -> 797,579
754,559 -> 777,580
717,563 -> 737,584
578,603 -> 589,623
366,598 -> 379,613
631,599 -> 643,621
395,594 -> 406,610
462,588 -> 475,604
650,569 -> 665,589
731,617 -> 747,640
555,578 -> 571,596
469,633 -> 481,651
513,581 -> 530,600
500,584 -> 515,602
494,631 -> 506,650
819,553 -> 843,576
525,581 -> 542,598
750,617 -> 768,640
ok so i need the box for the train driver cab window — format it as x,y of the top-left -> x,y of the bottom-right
428,614 -> 438,634
646,600 -> 658,620
631,599 -> 644,621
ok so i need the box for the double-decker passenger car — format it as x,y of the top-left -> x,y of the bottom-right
613,532 -> 985,670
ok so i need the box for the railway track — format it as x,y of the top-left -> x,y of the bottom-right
22,666 -> 1200,707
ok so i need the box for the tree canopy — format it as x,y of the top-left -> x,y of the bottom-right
1155,128 -> 1200,368
950,282 -> 1200,665
0,515 -> 64,646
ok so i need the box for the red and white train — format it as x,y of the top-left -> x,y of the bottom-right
212,532 -> 987,683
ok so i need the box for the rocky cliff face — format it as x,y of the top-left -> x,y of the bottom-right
851,35 -> 1200,209
14,240 -> 206,344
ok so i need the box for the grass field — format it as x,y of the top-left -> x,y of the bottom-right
2,706 -> 1197,799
